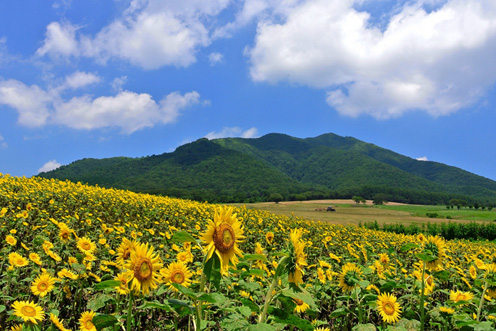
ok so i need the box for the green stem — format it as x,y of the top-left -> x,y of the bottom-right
420,262 -> 426,331
258,275 -> 278,324
477,280 -> 488,322
127,292 -> 134,331
355,287 -> 363,324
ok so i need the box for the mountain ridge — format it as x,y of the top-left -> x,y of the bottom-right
37,132 -> 496,204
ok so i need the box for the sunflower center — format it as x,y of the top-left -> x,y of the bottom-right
16,258 -> 25,265
38,281 -> 49,292
62,232 -> 69,239
81,242 -> 91,251
457,294 -> 466,301
134,258 -> 153,281
85,320 -> 94,329
295,299 -> 304,306
171,270 -> 185,284
21,305 -> 36,317
123,249 -> 131,260
213,223 -> 235,253
384,302 -> 395,315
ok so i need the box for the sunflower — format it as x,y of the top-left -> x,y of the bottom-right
287,228 -> 308,286
378,253 -> 390,267
266,231 -> 274,244
124,242 -> 163,295
293,298 -> 310,313
201,206 -> 245,273
439,306 -> 455,314
31,273 -> 56,297
9,252 -> 29,268
116,237 -> 137,266
114,272 -> 130,295
317,268 -> 326,284
422,235 -> 446,271
28,252 -> 42,266
450,290 -> 474,303
161,261 -> 193,291
10,324 -> 23,331
58,225 -> 72,243
77,237 -> 96,255
79,311 -> 96,331
469,265 -> 477,279
314,328 -> 330,331
50,313 -> 71,331
339,263 -> 363,292
376,293 -> 401,324
12,300 -> 45,325
6,234 -> 17,246
176,250 -> 194,264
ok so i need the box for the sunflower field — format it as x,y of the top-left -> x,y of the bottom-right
2,174 -> 496,331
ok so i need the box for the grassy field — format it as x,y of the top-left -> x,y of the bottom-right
234,199 -> 496,226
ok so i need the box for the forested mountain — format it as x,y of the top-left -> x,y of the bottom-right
38,133 -> 496,204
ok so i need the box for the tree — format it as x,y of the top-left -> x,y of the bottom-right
373,193 -> 388,205
269,193 -> 284,204
353,196 -> 364,204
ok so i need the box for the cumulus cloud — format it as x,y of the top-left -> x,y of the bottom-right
37,0 -> 232,69
248,0 -> 496,118
62,71 -> 100,90
38,160 -> 62,173
36,21 -> 79,57
0,77 -> 201,134
208,52 -> 224,66
416,156 -> 428,161
205,127 -> 259,139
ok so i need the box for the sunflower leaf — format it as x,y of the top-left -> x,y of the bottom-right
172,231 -> 198,243
243,254 -> 268,261
94,280 -> 121,290
93,314 -> 118,331
204,253 -> 222,289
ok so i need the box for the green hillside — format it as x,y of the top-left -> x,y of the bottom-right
38,133 -> 496,204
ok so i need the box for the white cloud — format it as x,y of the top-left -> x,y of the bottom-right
36,22 -> 79,57
53,90 -> 201,134
111,76 -> 128,92
416,156 -> 428,161
248,0 -> 496,118
63,71 -> 100,90
38,160 -> 62,173
0,78 -> 201,134
0,80 -> 53,127
208,52 -> 224,66
205,127 -> 259,139
38,0 -> 232,69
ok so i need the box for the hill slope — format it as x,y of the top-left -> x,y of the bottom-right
38,133 -> 496,204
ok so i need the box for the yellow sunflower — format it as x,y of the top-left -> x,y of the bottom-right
201,206 -> 245,273
265,231 -> 274,244
176,250 -> 194,264
376,293 -> 401,324
422,235 -> 446,271
450,290 -> 474,303
116,237 -> 137,266
114,272 -> 130,295
124,242 -> 163,295
31,273 -> 57,297
6,234 -> 17,246
161,261 -> 193,291
287,228 -> 308,286
50,313 -> 71,331
58,225 -> 72,243
10,324 -> 23,331
9,252 -> 29,268
77,237 -> 96,255
339,263 -> 363,292
79,311 -> 96,331
469,265 -> 477,279
12,300 -> 45,325
293,298 -> 310,313
29,252 -> 42,266
439,306 -> 455,314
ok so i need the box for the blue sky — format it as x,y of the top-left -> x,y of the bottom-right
1,0 -> 495,181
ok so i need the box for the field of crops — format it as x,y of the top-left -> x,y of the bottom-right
2,174 -> 496,331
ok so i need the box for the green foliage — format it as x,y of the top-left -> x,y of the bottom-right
38,132 -> 496,205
